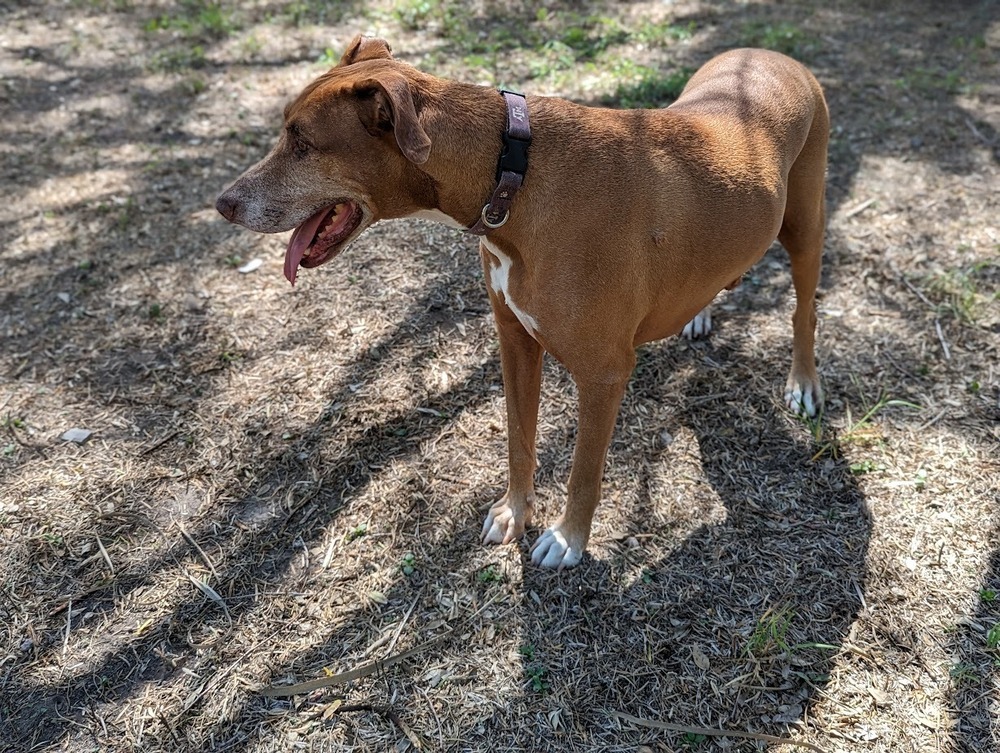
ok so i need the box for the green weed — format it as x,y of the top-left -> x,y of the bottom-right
400,551 -> 416,576
896,68 -> 965,97
923,261 -> 999,325
949,662 -> 979,685
346,522 -> 368,542
608,66 -> 693,109
144,1 -> 237,39
812,382 -> 920,462
739,21 -> 814,58
987,624 -> 1000,650
518,645 -> 549,693
477,564 -> 501,583
745,604 -> 795,657
681,732 -> 708,748
849,459 -> 880,475
633,19 -> 697,46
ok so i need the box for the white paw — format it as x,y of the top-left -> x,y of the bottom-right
785,382 -> 821,418
481,500 -> 526,545
529,527 -> 583,569
682,307 -> 712,339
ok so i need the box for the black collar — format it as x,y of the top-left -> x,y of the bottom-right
466,90 -> 531,235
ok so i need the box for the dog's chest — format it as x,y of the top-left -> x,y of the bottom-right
483,240 -> 539,337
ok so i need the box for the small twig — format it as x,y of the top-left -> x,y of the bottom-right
965,117 -> 994,146
138,429 -> 179,457
157,712 -> 182,744
62,599 -> 72,656
259,633 -> 449,697
386,593 -> 421,657
934,319 -> 951,360
612,711 -> 829,753
893,266 -> 936,310
186,572 -> 231,625
178,524 -> 219,581
95,536 -> 114,575
844,197 -> 876,218
917,408 -> 948,431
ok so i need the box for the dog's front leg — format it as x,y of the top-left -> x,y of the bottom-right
481,284 -> 543,547
530,376 -> 628,569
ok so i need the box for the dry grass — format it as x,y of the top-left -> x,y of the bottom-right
1,1 -> 999,752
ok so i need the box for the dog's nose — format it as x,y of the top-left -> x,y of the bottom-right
215,193 -> 239,222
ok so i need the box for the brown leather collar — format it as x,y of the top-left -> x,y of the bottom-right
466,90 -> 531,236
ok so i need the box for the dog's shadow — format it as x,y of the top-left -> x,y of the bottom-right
459,333 -> 871,750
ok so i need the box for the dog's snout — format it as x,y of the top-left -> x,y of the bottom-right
215,192 -> 240,222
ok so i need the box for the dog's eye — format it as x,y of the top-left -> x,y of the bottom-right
286,125 -> 312,159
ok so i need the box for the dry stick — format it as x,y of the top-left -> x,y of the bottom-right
178,523 -> 219,581
843,197 -> 876,219
893,266 -> 936,310
934,319 -> 951,360
95,535 -> 115,575
965,117 -> 994,146
186,572 -> 231,625
385,593 -> 421,656
138,429 -> 179,456
62,599 -> 72,656
612,711 -> 830,753
259,633 -> 450,697
260,590 -> 506,697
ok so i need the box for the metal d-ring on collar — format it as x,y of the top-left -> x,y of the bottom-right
466,90 -> 531,236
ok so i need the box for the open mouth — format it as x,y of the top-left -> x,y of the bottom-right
284,200 -> 365,284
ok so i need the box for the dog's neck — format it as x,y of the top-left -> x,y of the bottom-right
414,79 -> 512,229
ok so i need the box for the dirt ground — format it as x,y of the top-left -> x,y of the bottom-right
1,1 -> 998,751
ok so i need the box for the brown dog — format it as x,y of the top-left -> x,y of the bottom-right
216,35 -> 828,569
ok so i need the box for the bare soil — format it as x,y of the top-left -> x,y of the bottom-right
1,1 -> 998,752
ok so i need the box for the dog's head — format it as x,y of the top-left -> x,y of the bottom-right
215,35 -> 433,284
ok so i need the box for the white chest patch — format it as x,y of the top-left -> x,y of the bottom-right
483,239 -> 539,337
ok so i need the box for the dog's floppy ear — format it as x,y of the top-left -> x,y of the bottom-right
339,35 -> 394,66
356,75 -> 431,164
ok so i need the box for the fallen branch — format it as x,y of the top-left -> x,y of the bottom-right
612,710 -> 829,753
259,633 -> 449,697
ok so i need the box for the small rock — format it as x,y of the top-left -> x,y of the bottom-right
56,292 -> 71,304
658,430 -> 674,448
61,428 -> 92,443
237,258 -> 263,274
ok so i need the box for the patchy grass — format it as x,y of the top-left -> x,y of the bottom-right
736,20 -> 817,58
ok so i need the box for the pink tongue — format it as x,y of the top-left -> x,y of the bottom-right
284,207 -> 332,285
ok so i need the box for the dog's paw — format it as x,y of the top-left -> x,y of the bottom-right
785,380 -> 822,418
681,306 -> 713,339
481,497 -> 529,545
529,526 -> 584,569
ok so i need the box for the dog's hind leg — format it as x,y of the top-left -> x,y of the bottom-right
778,102 -> 828,417
681,304 -> 712,339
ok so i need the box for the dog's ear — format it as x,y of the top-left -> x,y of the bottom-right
339,35 -> 394,66
355,76 -> 431,165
